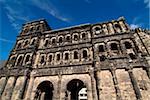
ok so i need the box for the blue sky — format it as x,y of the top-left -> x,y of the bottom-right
0,0 -> 149,60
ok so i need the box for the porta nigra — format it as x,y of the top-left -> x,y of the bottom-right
0,17 -> 150,100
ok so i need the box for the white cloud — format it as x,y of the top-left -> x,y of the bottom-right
0,38 -> 14,43
2,1 -> 30,31
2,0 -> 70,31
130,24 -> 139,29
130,16 -> 145,29
144,0 -> 150,8
30,0 -> 70,22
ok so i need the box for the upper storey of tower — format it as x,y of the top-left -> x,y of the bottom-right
4,17 -> 136,70
19,19 -> 51,36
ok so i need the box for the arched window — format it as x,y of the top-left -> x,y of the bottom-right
44,40 -> 49,47
129,53 -> 136,60
17,56 -> 23,66
83,50 -> 87,58
66,36 -> 70,41
24,29 -> 28,33
40,56 -> 45,64
31,39 -> 36,45
37,26 -> 40,31
114,24 -> 121,32
57,54 -> 60,61
24,40 -> 28,47
52,38 -> 56,44
59,37 -> 63,43
98,45 -> 105,52
110,43 -> 118,50
17,43 -> 22,49
25,55 -> 30,64
95,27 -> 101,34
74,51 -> 78,59
82,33 -> 86,39
124,41 -> 132,49
100,55 -> 106,61
65,53 -> 69,60
49,55 -> 52,62
74,34 -> 78,41
30,27 -> 34,32
10,57 -> 16,65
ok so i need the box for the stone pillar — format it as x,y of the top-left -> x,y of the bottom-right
128,69 -> 142,100
145,56 -> 150,79
107,23 -> 115,34
40,92 -> 45,100
25,75 -> 35,100
89,70 -> 98,100
18,70 -> 29,99
0,76 -> 8,97
8,76 -> 18,100
110,69 -> 122,100
57,74 -> 62,100
146,67 -> 150,79
60,88 -> 66,100
95,71 -> 101,99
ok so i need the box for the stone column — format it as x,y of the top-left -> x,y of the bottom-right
110,69 -> 122,100
57,74 -> 62,100
128,69 -> 142,100
89,69 -> 98,100
107,23 -> 115,34
146,67 -> 150,79
0,76 -> 8,97
145,56 -> 150,79
25,73 -> 35,100
60,88 -> 66,100
95,71 -> 101,100
18,69 -> 30,99
18,76 -> 28,99
8,76 -> 18,100
40,92 -> 45,100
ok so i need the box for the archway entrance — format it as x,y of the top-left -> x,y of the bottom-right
66,79 -> 87,100
34,81 -> 54,100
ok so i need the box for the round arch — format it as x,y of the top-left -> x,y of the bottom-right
34,81 -> 54,100
66,79 -> 87,100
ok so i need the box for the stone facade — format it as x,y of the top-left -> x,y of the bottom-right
0,17 -> 150,100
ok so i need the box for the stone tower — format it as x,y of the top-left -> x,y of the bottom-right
0,17 -> 150,100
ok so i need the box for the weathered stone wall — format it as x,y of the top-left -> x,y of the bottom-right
116,69 -> 136,100
98,70 -> 116,100
1,77 -> 15,100
11,76 -> 25,100
133,68 -> 150,99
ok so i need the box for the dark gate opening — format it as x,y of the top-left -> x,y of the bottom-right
34,81 -> 54,100
66,79 -> 86,100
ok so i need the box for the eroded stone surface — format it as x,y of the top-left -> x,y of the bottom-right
116,69 -> 136,100
133,68 -> 150,100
